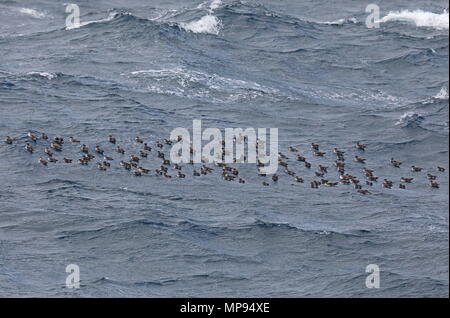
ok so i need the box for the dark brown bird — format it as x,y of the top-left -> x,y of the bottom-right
4,136 -> 13,144
116,146 -> 125,154
25,143 -> 33,153
356,142 -> 366,151
95,146 -> 104,154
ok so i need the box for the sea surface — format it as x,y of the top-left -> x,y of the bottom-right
0,0 -> 448,297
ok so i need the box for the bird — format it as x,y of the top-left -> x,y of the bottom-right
143,143 -> 152,151
295,176 -> 304,183
51,142 -> 62,151
4,136 -> 13,144
27,131 -> 38,141
285,169 -> 295,176
44,147 -> 53,156
356,142 -> 366,151
313,151 -> 326,157
319,165 -> 328,172
95,146 -> 104,154
296,155 -> 306,162
38,158 -> 47,166
354,156 -> 366,163
108,135 -> 116,143
429,181 -> 439,188
140,151 -> 148,158
25,143 -> 33,153
390,158 -> 402,167
130,155 -> 140,162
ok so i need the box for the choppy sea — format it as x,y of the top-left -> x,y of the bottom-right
0,0 -> 448,297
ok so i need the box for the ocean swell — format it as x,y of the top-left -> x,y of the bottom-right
379,9 -> 449,30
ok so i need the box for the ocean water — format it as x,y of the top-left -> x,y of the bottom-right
0,0 -> 448,297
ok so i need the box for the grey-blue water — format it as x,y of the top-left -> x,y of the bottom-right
0,0 -> 448,297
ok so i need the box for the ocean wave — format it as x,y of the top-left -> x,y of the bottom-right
66,11 -> 120,30
180,0 -> 223,35
372,48 -> 438,66
395,111 -> 425,127
421,86 -> 449,105
126,66 -> 278,100
434,86 -> 449,100
17,7 -> 46,19
26,71 -> 58,80
320,17 -> 359,26
180,14 -> 222,35
379,9 -> 449,30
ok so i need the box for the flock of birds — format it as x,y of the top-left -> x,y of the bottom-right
3,131 -> 447,195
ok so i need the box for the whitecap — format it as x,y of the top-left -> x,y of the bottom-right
126,67 -> 278,101
26,72 -> 58,80
434,87 -> 449,100
321,17 -> 358,26
378,9 -> 449,30
18,7 -> 46,19
66,12 -> 119,30
209,0 -> 222,11
197,0 -> 222,11
180,14 -> 222,35
395,111 -> 425,126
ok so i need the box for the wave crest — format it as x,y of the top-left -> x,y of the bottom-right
396,111 -> 425,127
434,87 -> 449,100
379,9 -> 449,30
180,14 -> 222,35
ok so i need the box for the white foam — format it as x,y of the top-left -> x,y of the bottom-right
321,17 -> 358,25
396,111 -> 424,126
183,0 -> 222,35
18,7 -> 46,19
27,72 -> 57,80
180,14 -> 222,35
66,12 -> 118,30
197,0 -> 222,11
126,67 -> 278,100
379,9 -> 449,30
434,87 -> 449,100
209,0 -> 222,11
